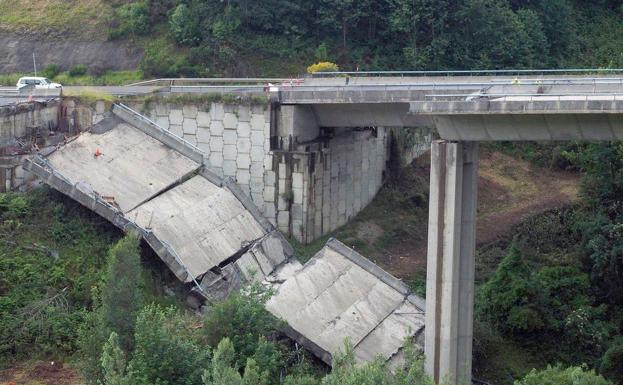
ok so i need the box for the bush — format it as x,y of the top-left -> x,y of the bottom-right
515,364 -> 612,385
140,38 -> 191,77
126,304 -> 209,385
0,188 -> 118,368
600,338 -> 623,384
101,235 -> 143,351
306,62 -> 339,73
477,243 -> 546,335
69,64 -> 88,77
203,286 -> 279,367
42,63 -> 61,79
169,3 -> 202,46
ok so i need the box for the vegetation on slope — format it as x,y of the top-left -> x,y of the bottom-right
0,0 -> 113,36
0,188 -> 120,367
2,0 -> 623,78
113,0 -> 623,77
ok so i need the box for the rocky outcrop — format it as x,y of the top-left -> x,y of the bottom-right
0,33 -> 142,73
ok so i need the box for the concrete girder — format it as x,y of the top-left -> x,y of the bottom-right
308,103 -> 432,128
425,141 -> 478,385
431,114 -> 623,141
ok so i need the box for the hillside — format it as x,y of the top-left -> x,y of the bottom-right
0,0 -> 142,74
0,0 -> 111,36
1,0 -> 623,78
294,148 -> 580,286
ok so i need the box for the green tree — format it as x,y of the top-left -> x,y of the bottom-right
203,338 -> 242,385
567,143 -> 623,305
101,332 -> 127,385
203,286 -> 279,367
600,337 -> 623,384
515,364 -> 612,385
477,243 -> 546,335
169,3 -> 202,46
101,235 -> 142,352
537,0 -> 577,65
453,0 -> 537,69
127,304 -> 210,385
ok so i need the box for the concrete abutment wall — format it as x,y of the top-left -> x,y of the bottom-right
134,101 -> 432,243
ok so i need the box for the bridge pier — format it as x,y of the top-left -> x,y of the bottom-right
425,140 -> 479,385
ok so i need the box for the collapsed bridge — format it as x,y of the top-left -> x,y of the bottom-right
21,101 -> 425,368
24,104 -> 294,297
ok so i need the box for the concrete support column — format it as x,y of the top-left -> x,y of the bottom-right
425,140 -> 479,385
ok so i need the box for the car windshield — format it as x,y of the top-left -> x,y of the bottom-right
42,78 -> 51,84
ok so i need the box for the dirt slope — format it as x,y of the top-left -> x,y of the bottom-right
323,148 -> 580,282
0,361 -> 83,385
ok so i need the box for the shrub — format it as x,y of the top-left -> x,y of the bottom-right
515,364 -> 612,385
127,304 -> 209,385
600,337 -> 623,384
0,188 -> 118,369
101,235 -> 143,351
140,39 -> 189,77
169,3 -> 202,46
101,332 -> 127,385
42,63 -> 61,79
203,286 -> 279,367
306,62 -> 339,73
477,243 -> 546,335
69,64 -> 88,77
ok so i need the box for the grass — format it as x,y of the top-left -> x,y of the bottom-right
54,70 -> 143,86
0,0 -> 113,36
0,70 -> 143,87
62,88 -> 117,105
130,93 -> 270,108
0,73 -> 21,87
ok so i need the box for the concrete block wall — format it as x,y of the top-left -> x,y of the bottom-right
135,102 -> 276,224
137,101 -> 432,243
284,126 -> 433,243
296,128 -> 390,242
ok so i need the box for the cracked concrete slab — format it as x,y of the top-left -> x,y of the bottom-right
127,175 -> 266,280
266,238 -> 425,366
47,121 -> 200,213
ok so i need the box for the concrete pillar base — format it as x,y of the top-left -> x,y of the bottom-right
425,140 -> 479,385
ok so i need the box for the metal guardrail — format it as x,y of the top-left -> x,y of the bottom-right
127,77 -> 296,87
115,103 -> 206,156
426,92 -> 623,102
312,68 -> 623,77
169,80 -> 623,90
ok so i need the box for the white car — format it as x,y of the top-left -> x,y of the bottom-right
16,77 -> 62,90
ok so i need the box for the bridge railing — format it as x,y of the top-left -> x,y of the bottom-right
426,92 -> 623,102
311,68 -> 623,78
126,77 -> 296,87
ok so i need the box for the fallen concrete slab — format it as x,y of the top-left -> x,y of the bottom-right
127,175 -> 266,279
25,105 -> 293,286
46,118 -> 200,213
266,238 -> 425,366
